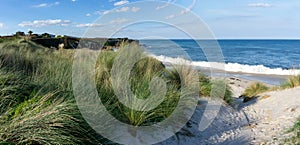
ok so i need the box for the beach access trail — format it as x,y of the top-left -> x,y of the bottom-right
158,78 -> 300,145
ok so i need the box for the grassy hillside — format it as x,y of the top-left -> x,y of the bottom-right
0,39 -> 233,144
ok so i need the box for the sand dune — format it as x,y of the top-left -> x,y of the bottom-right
158,79 -> 300,145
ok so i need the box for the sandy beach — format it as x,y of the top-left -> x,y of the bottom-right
157,75 -> 300,145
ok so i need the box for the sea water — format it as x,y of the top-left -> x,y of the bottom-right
140,39 -> 300,85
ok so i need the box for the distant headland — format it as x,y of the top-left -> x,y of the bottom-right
0,31 -> 139,50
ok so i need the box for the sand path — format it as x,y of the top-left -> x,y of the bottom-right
158,80 -> 300,145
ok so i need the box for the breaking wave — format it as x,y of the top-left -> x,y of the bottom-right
150,55 -> 300,76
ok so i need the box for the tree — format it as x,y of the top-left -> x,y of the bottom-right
28,30 -> 33,36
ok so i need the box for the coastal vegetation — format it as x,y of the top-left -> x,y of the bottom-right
284,118 -> 300,144
281,75 -> 300,89
241,82 -> 270,102
0,38 -> 233,144
240,77 -> 300,143
242,75 -> 300,102
199,75 -> 233,104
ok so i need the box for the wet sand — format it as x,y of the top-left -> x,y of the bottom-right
199,68 -> 289,86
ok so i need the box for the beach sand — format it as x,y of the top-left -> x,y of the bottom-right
157,75 -> 300,145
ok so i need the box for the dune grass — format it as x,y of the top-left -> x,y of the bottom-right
281,75 -> 300,89
0,39 -> 233,144
0,40 -> 106,144
283,118 -> 300,144
95,44 -> 196,126
242,82 -> 269,98
241,82 -> 271,102
241,75 -> 300,103
199,75 -> 233,104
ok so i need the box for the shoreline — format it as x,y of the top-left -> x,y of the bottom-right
203,70 -> 288,86
153,56 -> 292,86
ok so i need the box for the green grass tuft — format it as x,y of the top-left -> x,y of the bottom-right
283,118 -> 300,144
242,82 -> 269,100
199,75 -> 233,104
281,75 -> 300,89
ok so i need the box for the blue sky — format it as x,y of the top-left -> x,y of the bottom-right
0,0 -> 299,39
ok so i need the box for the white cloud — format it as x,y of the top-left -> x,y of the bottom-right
131,7 -> 140,12
86,13 -> 91,17
180,8 -> 191,15
103,10 -> 110,15
76,23 -> 104,27
0,23 -> 3,28
94,6 -> 139,16
166,14 -> 175,19
156,0 -> 175,10
114,0 -> 129,6
116,7 -> 130,12
180,0 -> 196,15
109,18 -> 129,24
71,0 -> 77,2
18,19 -> 71,27
75,18 -> 128,28
248,3 -> 272,8
115,7 -> 140,13
94,11 -> 102,15
34,3 -> 47,8
33,2 -> 60,8
95,10 -> 111,15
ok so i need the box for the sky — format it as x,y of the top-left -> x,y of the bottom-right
0,0 -> 300,39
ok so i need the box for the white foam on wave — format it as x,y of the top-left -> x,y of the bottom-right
150,55 -> 300,76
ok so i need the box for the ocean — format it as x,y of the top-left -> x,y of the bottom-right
140,39 -> 300,85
